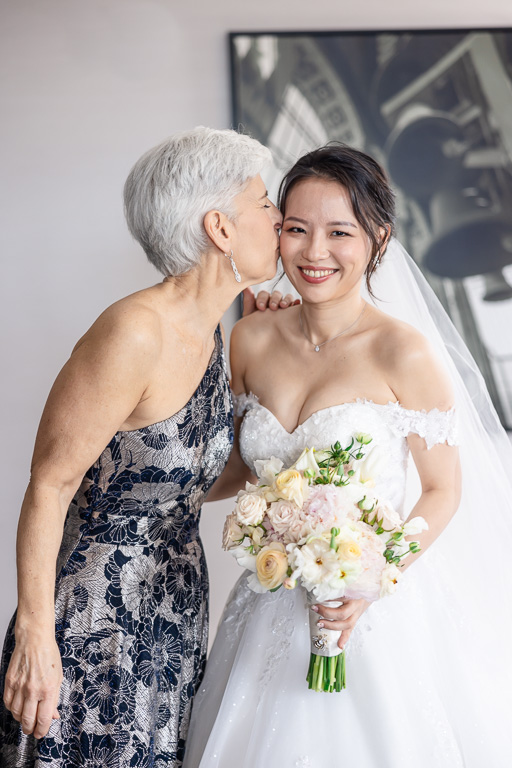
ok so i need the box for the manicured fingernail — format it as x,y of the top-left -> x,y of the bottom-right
257,302 -> 264,308
311,605 -> 318,612
270,302 -> 277,308
317,622 -> 324,628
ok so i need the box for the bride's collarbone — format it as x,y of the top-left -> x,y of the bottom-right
244,337 -> 398,430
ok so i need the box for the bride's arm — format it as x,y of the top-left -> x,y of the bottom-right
314,326 -> 461,647
389,335 -> 461,569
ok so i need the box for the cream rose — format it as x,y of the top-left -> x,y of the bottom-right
235,492 -> 267,526
375,502 -> 403,533
222,512 -> 244,550
267,500 -> 304,541
274,469 -> 305,506
337,540 -> 362,561
255,542 -> 288,590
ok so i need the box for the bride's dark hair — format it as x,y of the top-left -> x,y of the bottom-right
278,144 -> 396,294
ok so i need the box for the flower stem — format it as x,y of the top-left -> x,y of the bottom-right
306,651 -> 346,693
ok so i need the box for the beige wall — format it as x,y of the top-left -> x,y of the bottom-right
1,0 -> 511,642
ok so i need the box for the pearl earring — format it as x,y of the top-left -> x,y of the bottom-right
225,249 -> 241,283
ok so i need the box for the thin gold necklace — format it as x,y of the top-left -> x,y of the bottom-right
299,303 -> 366,352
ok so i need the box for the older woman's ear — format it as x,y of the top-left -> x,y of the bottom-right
203,209 -> 233,255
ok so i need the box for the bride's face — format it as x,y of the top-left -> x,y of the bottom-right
279,177 -> 371,303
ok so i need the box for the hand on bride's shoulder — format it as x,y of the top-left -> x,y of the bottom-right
375,316 -> 454,412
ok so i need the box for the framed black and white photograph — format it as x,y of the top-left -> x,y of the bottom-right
230,28 -> 512,427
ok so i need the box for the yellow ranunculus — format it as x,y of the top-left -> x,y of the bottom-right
274,469 -> 304,506
337,541 -> 362,561
255,543 -> 288,590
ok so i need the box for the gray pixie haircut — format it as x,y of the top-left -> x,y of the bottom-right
123,126 -> 272,276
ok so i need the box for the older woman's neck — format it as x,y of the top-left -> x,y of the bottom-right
161,256 -> 241,338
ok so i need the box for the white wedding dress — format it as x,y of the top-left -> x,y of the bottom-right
184,394 -> 512,768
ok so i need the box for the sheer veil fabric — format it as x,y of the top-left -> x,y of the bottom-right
183,239 -> 512,768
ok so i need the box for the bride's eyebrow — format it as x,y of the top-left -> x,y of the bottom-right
283,216 -> 357,228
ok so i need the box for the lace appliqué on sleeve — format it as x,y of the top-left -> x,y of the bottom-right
232,391 -> 260,418
391,405 -> 459,450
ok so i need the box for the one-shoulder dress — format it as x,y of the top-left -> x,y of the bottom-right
0,325 -> 233,768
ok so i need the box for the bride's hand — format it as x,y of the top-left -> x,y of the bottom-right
242,287 -> 299,316
312,598 -> 370,650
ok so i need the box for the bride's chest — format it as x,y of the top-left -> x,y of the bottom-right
243,342 -> 395,435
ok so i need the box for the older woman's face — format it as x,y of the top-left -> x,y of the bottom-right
232,174 -> 282,283
279,177 -> 370,303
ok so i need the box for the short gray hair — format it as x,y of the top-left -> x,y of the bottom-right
123,126 -> 272,276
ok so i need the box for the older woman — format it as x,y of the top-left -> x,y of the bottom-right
0,127 -> 282,767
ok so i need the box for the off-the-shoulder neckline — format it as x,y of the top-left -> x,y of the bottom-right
235,391 -> 455,437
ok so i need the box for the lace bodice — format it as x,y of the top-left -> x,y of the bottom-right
236,393 -> 457,518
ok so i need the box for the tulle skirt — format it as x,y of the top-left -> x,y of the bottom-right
184,542 -> 512,768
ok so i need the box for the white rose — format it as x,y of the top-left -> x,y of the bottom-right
254,456 -> 284,486
380,563 -> 401,597
235,492 -> 267,526
267,500 -> 304,541
222,513 -> 244,550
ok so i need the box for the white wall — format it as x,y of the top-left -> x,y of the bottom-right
1,0 -> 511,643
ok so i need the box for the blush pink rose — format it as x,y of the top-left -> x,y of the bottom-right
267,500 -> 304,542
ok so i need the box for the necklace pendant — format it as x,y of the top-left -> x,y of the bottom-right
314,345 -> 320,352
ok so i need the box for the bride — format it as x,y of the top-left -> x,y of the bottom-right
184,145 -> 512,767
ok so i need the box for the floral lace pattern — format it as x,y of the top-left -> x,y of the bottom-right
0,326 -> 234,768
235,393 -> 458,519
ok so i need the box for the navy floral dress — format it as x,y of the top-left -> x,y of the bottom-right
0,326 -> 233,768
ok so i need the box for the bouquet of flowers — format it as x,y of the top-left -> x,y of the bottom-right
223,434 -> 428,692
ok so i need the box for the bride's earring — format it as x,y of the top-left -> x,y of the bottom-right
225,249 -> 241,283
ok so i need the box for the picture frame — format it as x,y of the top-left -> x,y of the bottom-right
230,28 -> 512,427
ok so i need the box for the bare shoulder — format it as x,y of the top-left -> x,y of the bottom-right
73,289 -> 163,357
230,306 -> 292,391
371,310 -> 454,411
231,304 -> 287,350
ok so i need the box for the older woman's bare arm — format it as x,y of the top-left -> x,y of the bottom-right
3,306 -> 161,739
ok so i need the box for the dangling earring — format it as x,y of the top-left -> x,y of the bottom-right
225,249 -> 241,283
